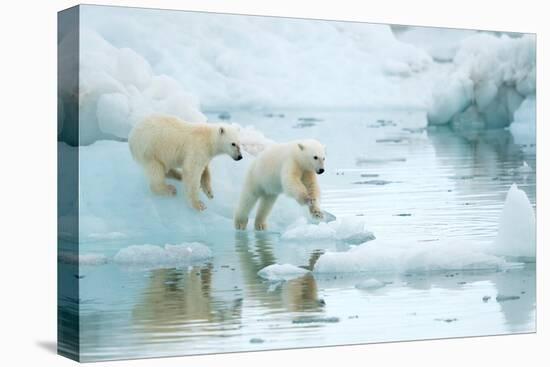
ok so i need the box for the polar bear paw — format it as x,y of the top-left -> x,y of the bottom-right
309,206 -> 324,220
203,189 -> 214,200
166,185 -> 177,196
234,218 -> 248,230
255,222 -> 267,231
152,184 -> 177,196
192,200 -> 207,211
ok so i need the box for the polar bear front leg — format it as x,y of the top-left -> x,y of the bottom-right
182,161 -> 206,211
254,195 -> 278,231
145,160 -> 177,196
302,171 -> 323,219
282,164 -> 311,206
200,165 -> 214,199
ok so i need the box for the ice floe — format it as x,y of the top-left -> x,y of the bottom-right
257,264 -> 310,282
281,217 -> 375,244
313,239 -> 513,274
113,243 -> 212,268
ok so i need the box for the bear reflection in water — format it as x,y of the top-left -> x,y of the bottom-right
132,232 -> 325,335
235,231 -> 324,313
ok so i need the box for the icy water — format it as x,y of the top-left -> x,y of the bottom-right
65,110 -> 536,361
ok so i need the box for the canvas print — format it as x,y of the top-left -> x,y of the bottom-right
58,5 -> 536,362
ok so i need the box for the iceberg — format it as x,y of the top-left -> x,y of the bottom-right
427,33 -> 535,129
492,184 -> 536,259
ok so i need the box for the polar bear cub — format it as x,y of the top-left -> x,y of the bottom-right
234,139 -> 326,230
129,115 -> 242,211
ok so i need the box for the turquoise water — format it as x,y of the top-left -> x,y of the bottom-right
62,110 -> 536,361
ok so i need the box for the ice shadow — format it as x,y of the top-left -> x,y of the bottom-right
35,340 -> 57,354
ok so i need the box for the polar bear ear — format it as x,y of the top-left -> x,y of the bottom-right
297,143 -> 305,151
219,126 -> 225,135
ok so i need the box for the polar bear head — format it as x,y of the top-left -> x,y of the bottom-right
216,124 -> 243,161
296,139 -> 326,174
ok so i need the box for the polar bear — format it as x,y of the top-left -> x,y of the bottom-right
234,139 -> 326,230
129,115 -> 242,211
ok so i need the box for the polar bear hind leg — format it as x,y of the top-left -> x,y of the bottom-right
234,190 -> 261,230
254,195 -> 278,231
200,166 -> 214,199
145,160 -> 176,196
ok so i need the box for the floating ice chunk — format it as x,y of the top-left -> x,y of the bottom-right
355,278 -> 385,290
281,217 -> 375,244
492,184 -> 536,259
113,243 -> 212,268
314,239 -> 513,274
257,264 -> 310,282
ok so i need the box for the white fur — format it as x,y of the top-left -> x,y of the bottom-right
234,139 -> 326,230
129,115 -> 242,211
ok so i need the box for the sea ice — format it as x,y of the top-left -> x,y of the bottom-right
281,217 -> 375,244
313,183 -> 534,274
76,6 -> 434,132
314,239 -> 512,274
59,28 -> 206,145
113,242 -> 212,268
257,264 -> 310,282
427,33 -> 535,128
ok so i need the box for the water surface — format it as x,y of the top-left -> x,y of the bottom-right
67,109 -> 536,361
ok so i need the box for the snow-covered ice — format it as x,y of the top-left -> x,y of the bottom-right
68,29 -> 206,145
113,242 -> 212,268
313,239 -> 513,274
282,217 -> 375,244
427,33 -> 535,128
393,26 -> 477,62
257,264 -> 310,282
